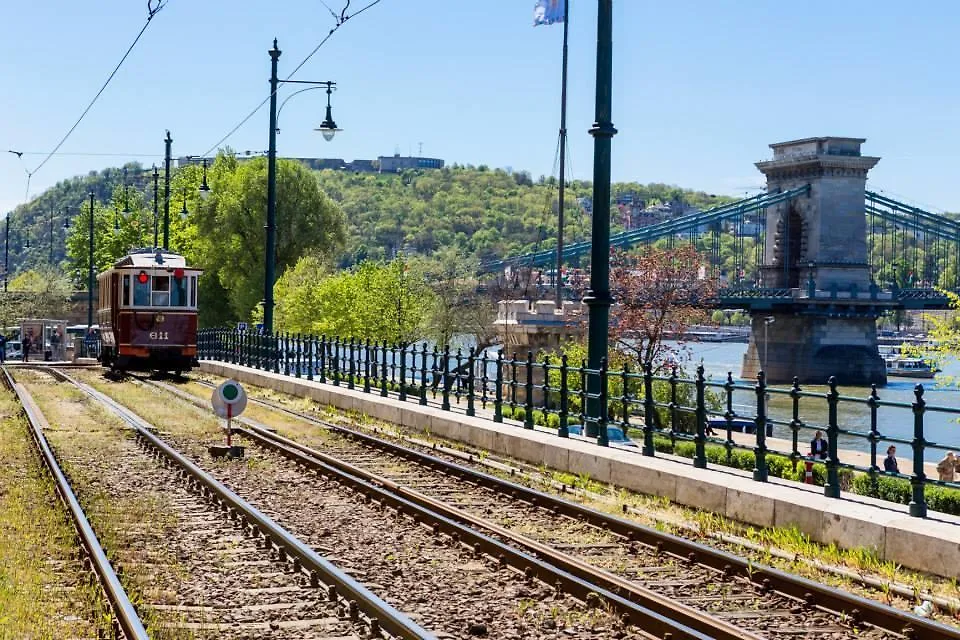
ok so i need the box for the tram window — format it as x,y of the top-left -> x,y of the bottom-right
152,275 -> 170,306
190,276 -> 197,307
171,275 -> 187,306
122,275 -> 131,306
134,275 -> 151,306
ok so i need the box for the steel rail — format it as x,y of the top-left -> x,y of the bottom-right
1,367 -> 150,640
182,376 -> 959,640
238,422 -> 751,640
137,377 -> 730,639
48,368 -> 436,640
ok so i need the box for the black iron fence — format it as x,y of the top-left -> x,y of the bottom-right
197,329 -> 960,517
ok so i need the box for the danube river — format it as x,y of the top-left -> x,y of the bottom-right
681,341 -> 960,461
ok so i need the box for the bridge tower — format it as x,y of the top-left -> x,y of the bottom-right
742,137 -> 889,385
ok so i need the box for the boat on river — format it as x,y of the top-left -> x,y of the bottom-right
883,354 -> 937,379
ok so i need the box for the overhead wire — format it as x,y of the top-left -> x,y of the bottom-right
27,1 -> 168,179
199,0 -> 384,157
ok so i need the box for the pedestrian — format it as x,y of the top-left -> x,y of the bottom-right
883,445 -> 900,473
51,329 -> 61,361
0,333 -> 6,364
22,333 -> 32,363
810,430 -> 828,459
936,452 -> 956,483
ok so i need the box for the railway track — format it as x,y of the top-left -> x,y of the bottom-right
1,366 -> 150,639
159,373 -> 960,640
9,366 -> 431,640
53,366 -> 731,639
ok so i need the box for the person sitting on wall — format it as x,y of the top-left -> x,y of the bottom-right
937,451 -> 956,483
883,445 -> 900,474
810,430 -> 828,459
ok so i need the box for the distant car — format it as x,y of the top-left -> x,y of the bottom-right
566,424 -> 639,449
707,415 -> 773,437
4,340 -> 22,361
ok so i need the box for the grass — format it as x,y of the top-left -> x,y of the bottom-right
17,370 -> 195,639
0,388 -> 110,639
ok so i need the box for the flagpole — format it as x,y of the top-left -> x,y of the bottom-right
555,0 -> 570,308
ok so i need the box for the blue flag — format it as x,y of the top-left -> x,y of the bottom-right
533,0 -> 565,26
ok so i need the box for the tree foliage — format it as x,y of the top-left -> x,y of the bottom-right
1,268 -> 74,326
609,245 -> 717,373
275,256 -> 433,344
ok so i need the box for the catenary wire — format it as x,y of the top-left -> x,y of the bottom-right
199,0 -> 384,158
28,2 -> 168,178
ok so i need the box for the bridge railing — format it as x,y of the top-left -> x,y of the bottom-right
198,329 -> 960,518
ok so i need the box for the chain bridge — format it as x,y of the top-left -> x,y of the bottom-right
484,137 -> 960,385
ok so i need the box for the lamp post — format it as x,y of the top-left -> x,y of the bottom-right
584,1 -> 617,439
87,192 -> 94,329
152,165 -> 160,248
763,315 -> 775,375
3,214 -> 9,292
263,38 -> 341,334
163,130 -> 172,249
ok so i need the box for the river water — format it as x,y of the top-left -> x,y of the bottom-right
680,340 -> 960,461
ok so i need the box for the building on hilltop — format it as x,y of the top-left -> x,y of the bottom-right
176,153 -> 443,174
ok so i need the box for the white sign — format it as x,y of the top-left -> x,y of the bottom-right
237,322 -> 248,333
212,379 -> 247,419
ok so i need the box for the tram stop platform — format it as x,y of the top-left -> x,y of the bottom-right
201,361 -> 960,578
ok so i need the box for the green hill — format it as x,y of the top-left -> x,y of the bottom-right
3,161 -> 729,279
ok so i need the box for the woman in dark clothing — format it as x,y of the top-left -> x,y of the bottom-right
883,445 -> 899,473
22,334 -> 32,363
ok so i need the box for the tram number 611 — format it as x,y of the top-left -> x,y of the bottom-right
150,331 -> 170,341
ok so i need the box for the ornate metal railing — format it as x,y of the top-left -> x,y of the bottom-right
198,329 -> 960,518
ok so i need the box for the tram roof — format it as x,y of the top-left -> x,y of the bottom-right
113,248 -> 191,269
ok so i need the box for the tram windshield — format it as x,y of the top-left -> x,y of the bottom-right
125,271 -> 198,309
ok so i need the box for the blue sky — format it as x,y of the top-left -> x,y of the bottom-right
2,1 -> 959,217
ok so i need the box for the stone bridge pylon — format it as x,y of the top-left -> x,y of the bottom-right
741,137 -> 890,385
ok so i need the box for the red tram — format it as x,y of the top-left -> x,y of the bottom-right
96,249 -> 202,373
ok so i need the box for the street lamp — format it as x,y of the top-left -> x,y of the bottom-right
263,38 -> 341,334
3,214 -> 9,292
198,159 -> 211,201
763,315 -> 775,375
86,192 -> 94,329
584,2 -> 617,441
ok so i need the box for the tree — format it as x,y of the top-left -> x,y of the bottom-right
274,256 -> 434,344
411,247 -> 493,349
608,245 -> 717,373
193,155 -> 346,322
2,269 -> 74,324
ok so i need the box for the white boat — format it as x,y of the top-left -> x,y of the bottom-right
884,355 -> 937,379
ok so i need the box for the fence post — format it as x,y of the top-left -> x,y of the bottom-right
273,332 -> 280,374
642,363 -> 655,456
494,351 -> 503,423
318,336 -> 327,383
867,384 -> 880,489
363,339 -> 371,393
542,355 -> 551,423
419,343 -> 428,406
753,371 -> 768,482
597,358 -> 609,447
348,337 -> 356,390
524,351 -> 534,429
789,377 -> 801,467
558,355 -> 569,437
454,348 -> 464,406
620,363 -> 630,439
441,346 -> 451,411
398,341 -> 407,400
380,342 -> 389,397
466,347 -> 476,417
510,352 -> 518,413
824,376 -> 840,498
295,334 -> 302,378
909,384 -> 928,518
306,335 -> 314,381
281,332 -> 289,376
694,365 -> 706,469
332,337 -> 341,386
